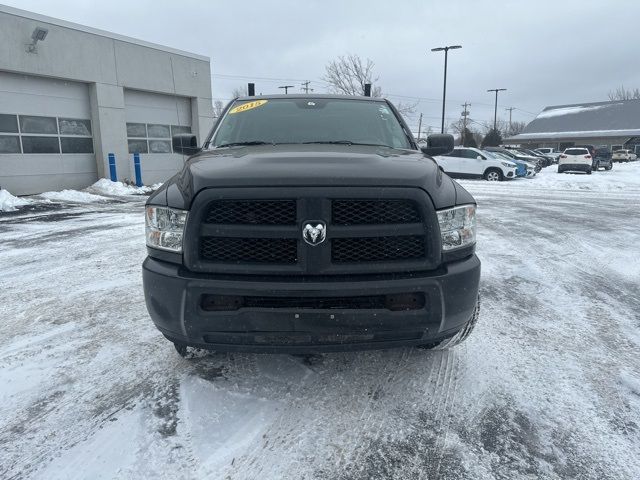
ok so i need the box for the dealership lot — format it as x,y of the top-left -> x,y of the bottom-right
1,164 -> 639,480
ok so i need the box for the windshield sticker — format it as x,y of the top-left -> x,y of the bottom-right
378,106 -> 390,115
229,100 -> 268,114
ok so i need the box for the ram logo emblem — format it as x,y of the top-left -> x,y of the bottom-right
302,222 -> 327,246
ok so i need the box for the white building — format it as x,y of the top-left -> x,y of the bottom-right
0,5 -> 214,195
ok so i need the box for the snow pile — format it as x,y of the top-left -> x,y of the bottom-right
0,189 -> 30,212
40,190 -> 109,203
89,178 -> 162,196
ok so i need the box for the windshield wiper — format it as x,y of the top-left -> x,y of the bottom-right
216,141 -> 274,148
302,141 -> 390,147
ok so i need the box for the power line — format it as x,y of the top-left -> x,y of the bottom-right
461,102 -> 471,145
278,85 -> 295,94
300,80 -> 314,93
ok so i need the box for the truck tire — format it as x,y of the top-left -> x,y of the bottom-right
587,168 -> 592,175
484,168 -> 503,181
173,342 -> 188,357
417,296 -> 480,350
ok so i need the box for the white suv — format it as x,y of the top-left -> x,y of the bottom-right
558,148 -> 592,174
435,147 -> 518,181
611,149 -> 637,162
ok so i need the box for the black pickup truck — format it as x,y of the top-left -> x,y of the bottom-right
143,95 -> 480,356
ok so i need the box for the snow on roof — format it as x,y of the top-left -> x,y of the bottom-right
506,99 -> 640,142
512,129 -> 640,140
535,103 -> 623,119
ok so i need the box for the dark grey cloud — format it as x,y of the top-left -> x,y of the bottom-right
6,0 -> 640,134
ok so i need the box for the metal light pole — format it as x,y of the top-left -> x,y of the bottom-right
487,88 -> 507,130
278,85 -> 294,94
431,45 -> 462,133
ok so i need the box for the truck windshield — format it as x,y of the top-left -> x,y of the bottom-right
209,98 -> 412,150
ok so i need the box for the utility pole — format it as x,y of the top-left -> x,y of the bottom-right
505,107 -> 515,133
300,81 -> 313,93
417,113 -> 423,141
279,85 -> 294,94
487,88 -> 507,131
461,102 -> 470,146
431,44 -> 462,133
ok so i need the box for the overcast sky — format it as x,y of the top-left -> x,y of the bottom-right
5,0 -> 640,134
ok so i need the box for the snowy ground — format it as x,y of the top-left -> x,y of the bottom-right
1,164 -> 639,479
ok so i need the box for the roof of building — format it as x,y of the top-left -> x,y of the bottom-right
506,99 -> 640,141
0,4 -> 209,62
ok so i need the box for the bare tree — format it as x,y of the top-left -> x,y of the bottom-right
323,54 -> 415,115
506,120 -> 527,137
608,85 -> 640,101
395,101 -> 418,116
213,100 -> 225,118
323,54 -> 382,96
479,118 -> 508,136
231,86 -> 246,98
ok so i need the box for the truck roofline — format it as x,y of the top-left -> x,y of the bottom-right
235,94 -> 387,101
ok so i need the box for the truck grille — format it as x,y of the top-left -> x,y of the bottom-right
332,236 -> 425,263
187,188 -> 437,275
200,237 -> 297,264
332,199 -> 420,225
204,200 -> 296,225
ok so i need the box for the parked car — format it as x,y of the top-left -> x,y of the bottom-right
520,148 -> 553,167
484,150 -> 535,177
611,149 -> 637,162
144,94 -> 481,355
434,147 -> 518,181
502,146 -> 545,170
535,148 -> 561,162
558,147 -> 592,174
592,148 -> 613,171
485,147 -> 542,173
574,144 -> 596,160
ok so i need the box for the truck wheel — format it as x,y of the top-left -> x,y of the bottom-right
417,296 -> 480,350
174,342 -> 189,357
484,169 -> 503,181
606,164 -> 612,170
587,168 -> 592,175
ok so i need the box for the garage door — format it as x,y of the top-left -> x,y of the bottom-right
124,89 -> 192,185
0,71 -> 96,195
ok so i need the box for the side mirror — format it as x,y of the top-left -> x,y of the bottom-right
420,134 -> 454,156
172,134 -> 200,156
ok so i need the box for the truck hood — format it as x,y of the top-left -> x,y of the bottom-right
157,144 -> 471,210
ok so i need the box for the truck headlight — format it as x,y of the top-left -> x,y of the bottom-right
145,206 -> 187,253
437,204 -> 476,251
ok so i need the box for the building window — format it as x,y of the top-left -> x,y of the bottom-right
22,136 -> 61,154
20,115 -> 58,134
0,114 -> 19,133
0,135 -> 21,153
126,122 -> 191,154
0,113 -> 93,154
127,139 -> 149,154
127,123 -> 147,138
59,118 -> 92,136
148,124 -> 170,138
61,137 -> 94,154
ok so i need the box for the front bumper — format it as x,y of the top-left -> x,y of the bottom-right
142,255 -> 481,353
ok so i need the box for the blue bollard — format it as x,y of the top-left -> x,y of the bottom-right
133,153 -> 142,187
108,153 -> 117,181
